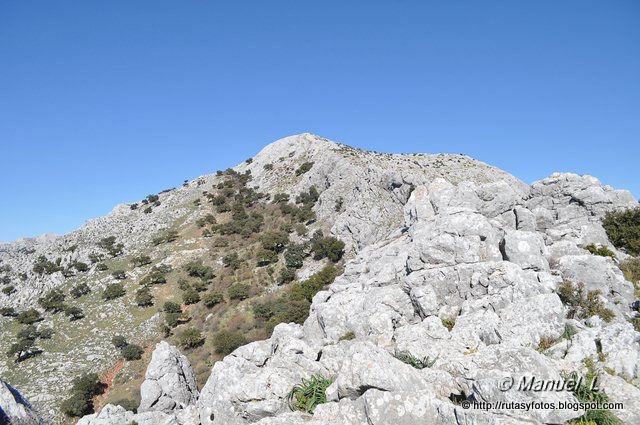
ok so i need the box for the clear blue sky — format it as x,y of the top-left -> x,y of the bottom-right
1,1 -> 639,241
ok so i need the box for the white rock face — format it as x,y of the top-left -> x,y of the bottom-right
138,341 -> 199,413
0,379 -> 45,424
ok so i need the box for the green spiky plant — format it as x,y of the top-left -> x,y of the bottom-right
286,374 -> 332,413
563,361 -> 621,425
394,350 -> 438,369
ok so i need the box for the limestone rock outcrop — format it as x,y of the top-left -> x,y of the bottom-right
191,158 -> 638,425
138,341 -> 199,413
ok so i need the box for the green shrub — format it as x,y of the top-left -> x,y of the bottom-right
441,317 -> 456,331
620,258 -> 640,283
0,307 -> 17,317
135,287 -> 154,307
253,299 -> 283,321
295,186 -> 319,207
61,373 -> 102,417
561,324 -> 578,340
88,253 -> 103,263
563,362 -> 621,425
16,325 -> 39,341
558,281 -> 615,323
152,229 -> 180,245
143,206 -> 152,214
16,309 -> 42,324
96,263 -> 109,271
311,233 -> 345,262
286,374 -> 331,413
102,283 -> 126,300
265,300 -> 311,336
72,261 -> 89,272
37,327 -> 53,339
284,244 -> 306,269
289,266 -> 338,302
32,255 -> 62,275
6,338 -> 38,363
191,280 -> 207,292
38,289 -> 66,313
65,306 -> 85,321
294,223 -> 308,236
213,330 -> 247,355
112,335 -> 128,349
111,270 -> 126,280
602,208 -> 640,256
339,331 -> 356,341
212,237 -> 229,247
584,244 -> 616,259
536,336 -> 557,353
165,313 -> 181,328
180,327 -> 204,349
272,193 -> 290,204
2,285 -> 15,295
223,253 -> 241,269
260,231 -> 289,253
228,283 -> 250,300
196,214 -> 216,227
178,278 -> 191,291
61,393 -> 93,417
182,288 -> 201,305
121,344 -> 144,361
163,301 -> 182,314
153,264 -> 173,274
183,261 -> 215,281
394,350 -> 438,369
257,249 -> 279,266
131,256 -> 152,267
216,203 -> 231,213
140,270 -> 167,286
203,291 -> 224,308
278,267 -> 296,284
70,282 -> 91,298
98,236 -> 124,257
295,162 -> 314,176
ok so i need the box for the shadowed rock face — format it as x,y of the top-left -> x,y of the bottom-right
2,134 -> 639,425
0,379 -> 45,425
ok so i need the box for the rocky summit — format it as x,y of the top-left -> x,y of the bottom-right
1,134 -> 639,425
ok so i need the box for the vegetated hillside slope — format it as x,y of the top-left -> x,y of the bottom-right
1,134 -> 639,425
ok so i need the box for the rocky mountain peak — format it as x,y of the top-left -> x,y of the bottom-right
1,135 -> 639,425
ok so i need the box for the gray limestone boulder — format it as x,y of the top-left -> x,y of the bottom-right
500,229 -> 549,271
556,254 -> 634,302
77,403 -> 199,425
138,341 -> 199,414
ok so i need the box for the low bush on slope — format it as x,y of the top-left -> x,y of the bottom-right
2,165 -> 346,418
603,207 -> 640,256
